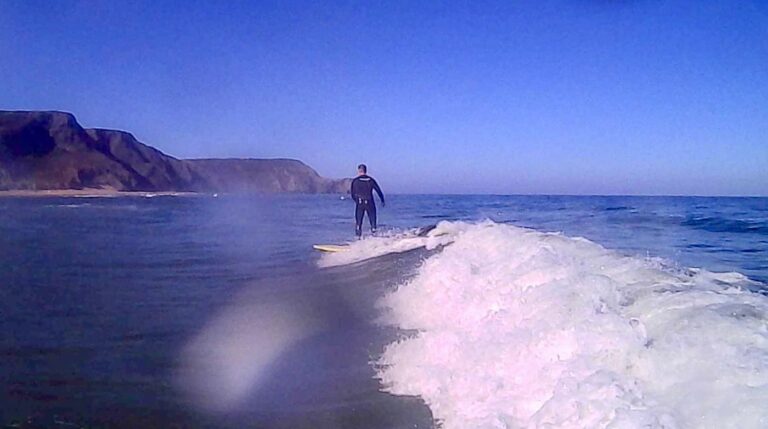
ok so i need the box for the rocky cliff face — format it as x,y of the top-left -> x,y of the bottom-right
187,158 -> 350,193
0,111 -> 350,193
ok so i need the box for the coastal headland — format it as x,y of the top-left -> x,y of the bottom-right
0,111 -> 351,195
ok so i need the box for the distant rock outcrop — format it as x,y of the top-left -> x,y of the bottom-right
0,111 -> 351,193
187,158 -> 350,193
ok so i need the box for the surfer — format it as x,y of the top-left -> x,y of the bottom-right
351,164 -> 385,237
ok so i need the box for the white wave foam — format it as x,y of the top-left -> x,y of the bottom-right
49,203 -> 92,208
376,221 -> 768,429
316,224 -> 457,268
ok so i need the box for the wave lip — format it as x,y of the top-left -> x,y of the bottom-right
376,221 -> 768,429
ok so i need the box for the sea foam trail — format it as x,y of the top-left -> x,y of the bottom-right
375,221 -> 768,429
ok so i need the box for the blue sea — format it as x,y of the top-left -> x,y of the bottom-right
1,195 -> 766,428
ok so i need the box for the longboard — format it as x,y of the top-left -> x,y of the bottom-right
313,244 -> 350,253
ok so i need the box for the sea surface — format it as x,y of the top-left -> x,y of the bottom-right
0,195 -> 766,428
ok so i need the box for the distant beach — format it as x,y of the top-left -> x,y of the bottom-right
0,189 -> 201,198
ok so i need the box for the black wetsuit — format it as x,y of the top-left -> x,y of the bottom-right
350,174 -> 385,237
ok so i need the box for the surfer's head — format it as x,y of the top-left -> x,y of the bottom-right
357,164 -> 367,175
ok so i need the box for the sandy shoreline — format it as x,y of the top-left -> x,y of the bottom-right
0,189 -> 202,198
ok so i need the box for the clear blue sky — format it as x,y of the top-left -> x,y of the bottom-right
1,1 -> 766,195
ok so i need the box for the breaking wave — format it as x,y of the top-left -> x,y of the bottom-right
369,221 -> 768,429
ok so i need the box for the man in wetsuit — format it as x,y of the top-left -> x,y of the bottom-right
351,164 -> 385,237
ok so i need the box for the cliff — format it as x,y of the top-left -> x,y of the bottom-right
0,111 -> 350,193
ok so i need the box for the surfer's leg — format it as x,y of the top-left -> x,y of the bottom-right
355,203 -> 364,237
368,203 -> 377,233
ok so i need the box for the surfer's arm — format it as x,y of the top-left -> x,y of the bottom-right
373,179 -> 385,206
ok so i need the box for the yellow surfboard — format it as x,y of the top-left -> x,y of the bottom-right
313,244 -> 350,253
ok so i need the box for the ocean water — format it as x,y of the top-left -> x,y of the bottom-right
0,194 -> 766,428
